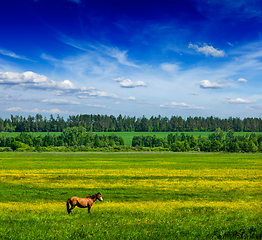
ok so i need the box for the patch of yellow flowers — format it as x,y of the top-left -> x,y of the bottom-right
1,199 -> 260,216
0,166 -> 261,215
0,168 -> 260,191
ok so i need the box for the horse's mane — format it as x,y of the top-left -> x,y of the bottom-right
86,193 -> 100,199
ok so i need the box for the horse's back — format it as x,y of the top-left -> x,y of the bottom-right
70,196 -> 79,205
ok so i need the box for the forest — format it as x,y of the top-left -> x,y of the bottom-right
1,114 -> 262,132
0,127 -> 125,152
0,127 -> 261,153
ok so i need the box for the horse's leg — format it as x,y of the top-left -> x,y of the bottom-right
68,201 -> 75,214
69,204 -> 75,214
88,205 -> 91,213
67,199 -> 73,214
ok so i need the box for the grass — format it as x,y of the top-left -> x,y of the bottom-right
0,152 -> 261,239
95,132 -> 213,146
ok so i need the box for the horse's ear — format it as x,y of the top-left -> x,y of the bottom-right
97,192 -> 100,194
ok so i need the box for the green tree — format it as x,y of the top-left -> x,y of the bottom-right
170,141 -> 182,152
203,140 -> 212,152
248,140 -> 258,152
94,135 -> 101,148
211,140 -> 222,152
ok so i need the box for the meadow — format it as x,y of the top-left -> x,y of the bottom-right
0,152 -> 261,239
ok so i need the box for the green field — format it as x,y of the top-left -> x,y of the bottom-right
95,132 -> 212,146
1,131 -> 260,146
0,152 -> 261,239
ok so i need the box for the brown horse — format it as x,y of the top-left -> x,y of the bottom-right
66,192 -> 103,214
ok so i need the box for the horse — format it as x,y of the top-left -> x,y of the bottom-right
66,192 -> 103,214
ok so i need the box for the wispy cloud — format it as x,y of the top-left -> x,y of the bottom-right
42,52 -> 119,78
86,104 -> 106,108
77,90 -> 118,99
188,43 -> 226,57
160,63 -> 180,73
160,102 -> 205,109
224,97 -> 256,104
5,107 -> 24,112
42,99 -> 80,105
42,108 -> 71,114
0,49 -> 34,62
5,106 -> 71,114
112,77 -> 147,88
0,93 -> 31,102
88,91 -> 118,98
102,46 -> 140,68
58,35 -> 139,68
248,104 -> 262,111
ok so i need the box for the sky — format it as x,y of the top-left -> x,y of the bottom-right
0,0 -> 262,119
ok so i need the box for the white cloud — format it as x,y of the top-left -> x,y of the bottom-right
42,99 -> 80,105
120,79 -> 147,88
42,109 -> 70,114
128,96 -> 136,100
0,71 -> 79,90
224,97 -> 256,104
89,91 -> 118,98
86,104 -> 106,108
112,77 -> 147,88
0,71 -> 118,99
5,106 -> 72,115
5,107 -> 22,112
5,107 -> 39,113
160,102 -> 205,109
199,80 -> 226,89
112,77 -> 124,82
238,78 -> 248,83
188,43 -> 226,57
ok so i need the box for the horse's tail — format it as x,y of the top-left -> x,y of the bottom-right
66,198 -> 71,214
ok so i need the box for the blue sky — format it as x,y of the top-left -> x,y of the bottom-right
0,0 -> 262,119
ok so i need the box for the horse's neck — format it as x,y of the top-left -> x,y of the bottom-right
87,196 -> 97,203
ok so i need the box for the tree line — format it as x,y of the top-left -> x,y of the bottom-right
0,127 -> 262,153
1,114 -> 262,132
0,127 -> 125,152
132,130 -> 262,153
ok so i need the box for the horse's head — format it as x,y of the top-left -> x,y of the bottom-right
97,192 -> 103,202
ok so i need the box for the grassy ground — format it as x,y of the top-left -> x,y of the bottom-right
95,132 -> 212,146
0,152 -> 261,239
